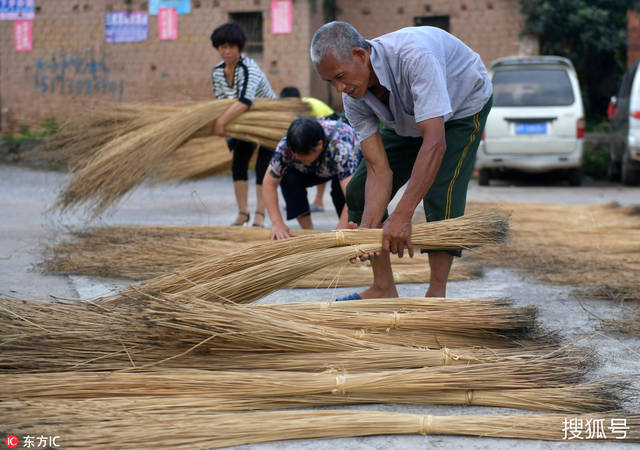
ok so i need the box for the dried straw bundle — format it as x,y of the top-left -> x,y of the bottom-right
144,244 -> 383,304
115,210 -> 507,302
290,261 -> 480,288
6,404 -> 636,448
0,352 -> 592,400
6,398 -> 636,449
153,136 -> 232,182
68,223 -> 317,243
1,295 -> 553,373
258,301 -> 537,332
128,346 -> 570,372
0,297 -> 385,373
4,382 -> 622,416
43,236 -> 245,279
55,98 -> 309,215
43,104 -> 181,169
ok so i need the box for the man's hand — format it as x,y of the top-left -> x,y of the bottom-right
345,221 -> 380,262
382,212 -> 414,258
211,119 -> 226,137
271,222 -> 296,240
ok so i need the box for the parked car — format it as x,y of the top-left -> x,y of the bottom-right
607,59 -> 640,185
476,56 -> 585,186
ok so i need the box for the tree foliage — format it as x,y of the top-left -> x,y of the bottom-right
519,0 -> 640,122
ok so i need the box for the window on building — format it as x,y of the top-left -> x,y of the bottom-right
414,15 -> 450,32
230,12 -> 264,60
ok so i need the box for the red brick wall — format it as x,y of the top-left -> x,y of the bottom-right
629,10 -> 640,67
336,0 -> 536,66
0,0 -> 319,131
315,0 -> 537,110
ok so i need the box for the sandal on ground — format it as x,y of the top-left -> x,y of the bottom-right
231,211 -> 250,226
335,292 -> 362,301
252,211 -> 265,227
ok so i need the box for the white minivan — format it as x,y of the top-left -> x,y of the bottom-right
476,56 -> 585,186
608,59 -> 640,185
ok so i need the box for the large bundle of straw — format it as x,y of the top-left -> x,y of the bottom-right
0,353 -> 592,399
153,136 -> 232,182
55,98 -> 310,215
0,297 -> 553,373
5,403 -> 636,448
114,211 -> 507,302
42,103 -> 182,169
43,237 -> 245,279
291,261 -> 480,288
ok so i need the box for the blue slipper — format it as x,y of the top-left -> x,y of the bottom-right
336,292 -> 362,301
309,205 -> 325,213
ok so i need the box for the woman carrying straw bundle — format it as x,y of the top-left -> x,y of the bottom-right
210,22 -> 276,227
263,117 -> 362,239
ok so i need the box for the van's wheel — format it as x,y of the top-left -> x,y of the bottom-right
621,151 -> 640,185
568,168 -> 582,186
478,169 -> 490,186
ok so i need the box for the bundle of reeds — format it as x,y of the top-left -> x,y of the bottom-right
5,402 -> 636,448
42,103 -> 182,169
43,236 -> 245,279
67,223 -> 318,243
55,98 -> 309,215
43,229 -> 480,284
0,296 -> 553,373
3,382 -> 623,418
290,261 -> 481,288
153,136 -> 232,182
259,301 -> 537,332
0,352 -> 592,399
114,210 -> 507,302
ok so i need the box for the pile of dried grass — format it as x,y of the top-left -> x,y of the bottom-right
54,98 -> 309,216
462,201 -> 640,337
466,202 -> 640,301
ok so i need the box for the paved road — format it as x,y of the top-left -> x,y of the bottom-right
1,165 -> 638,449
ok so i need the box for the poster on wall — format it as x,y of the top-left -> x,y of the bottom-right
0,0 -> 35,20
149,0 -> 190,15
271,0 -> 292,34
104,11 -> 148,43
14,20 -> 32,52
158,7 -> 177,40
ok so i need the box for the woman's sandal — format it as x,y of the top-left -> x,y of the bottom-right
231,211 -> 250,226
252,211 -> 265,227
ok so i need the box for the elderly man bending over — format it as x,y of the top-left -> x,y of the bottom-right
310,22 -> 492,300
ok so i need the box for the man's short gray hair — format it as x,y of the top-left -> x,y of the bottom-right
310,21 -> 370,65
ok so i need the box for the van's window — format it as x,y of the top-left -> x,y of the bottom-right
492,68 -> 575,107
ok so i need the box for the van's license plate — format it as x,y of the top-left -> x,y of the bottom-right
515,123 -> 547,134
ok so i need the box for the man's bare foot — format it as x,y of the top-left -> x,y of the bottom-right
425,285 -> 446,297
358,285 -> 399,299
